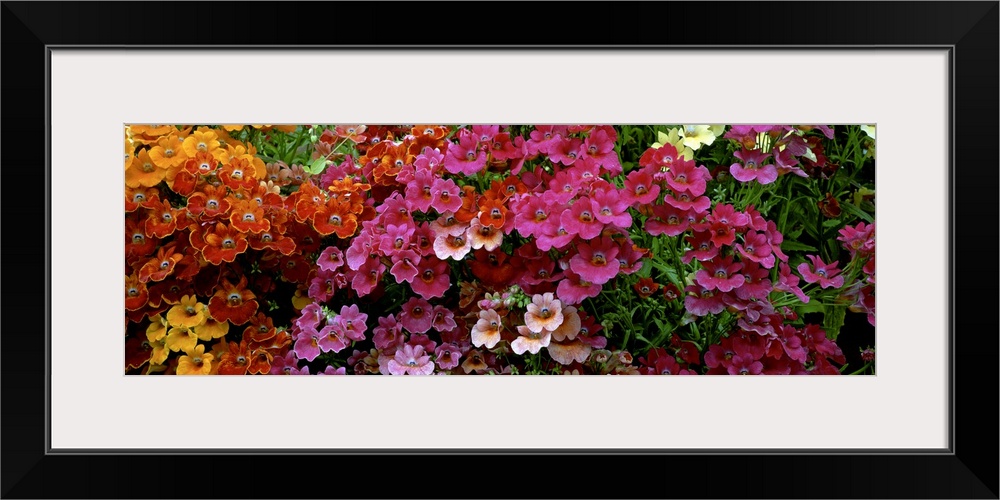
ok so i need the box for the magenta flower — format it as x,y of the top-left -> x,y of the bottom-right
580,128 -> 621,174
472,124 -> 500,143
372,314 -> 405,351
548,137 -> 584,166
399,297 -> 433,334
307,268 -> 338,302
535,218 -> 575,252
317,245 -> 345,273
663,191 -> 712,213
734,260 -> 772,301
683,284 -> 726,316
797,255 -> 845,289
434,342 -> 462,371
695,255 -> 744,292
590,186 -> 632,229
411,256 -> 450,299
556,268 -> 603,305
389,249 -> 421,284
646,203 -> 690,237
350,257 -> 384,297
837,221 -> 875,257
430,178 -> 463,214
569,236 -> 621,285
547,170 -> 581,204
730,148 -> 778,185
560,197 -> 604,240
512,194 -> 552,238
334,304 -> 368,342
444,132 -> 487,176
317,323 -> 348,354
622,169 -> 660,206
295,302 -> 325,332
665,161 -> 710,196
387,344 -> 435,375
682,230 -> 720,264
431,305 -> 458,333
293,326 -> 323,362
774,262 -> 810,303
707,204 -> 750,229
727,354 -> 764,375
734,231 -> 776,269
526,125 -> 567,156
379,223 -> 415,255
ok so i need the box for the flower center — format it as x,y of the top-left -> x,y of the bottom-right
329,215 -> 342,225
228,293 -> 242,306
164,148 -> 174,156
222,239 -> 235,249
591,254 -> 606,266
142,162 -> 155,173
578,211 -> 593,223
465,151 -> 477,161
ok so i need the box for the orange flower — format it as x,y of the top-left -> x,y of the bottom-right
207,277 -> 258,325
143,199 -> 180,239
187,151 -> 219,176
311,198 -> 358,238
291,182 -> 326,223
125,215 -> 157,259
229,199 -> 270,234
148,135 -> 187,169
407,125 -> 449,155
182,128 -> 222,159
138,244 -> 184,283
219,157 -> 259,191
125,149 -> 167,188
186,184 -> 231,218
247,223 -> 297,255
217,340 -> 252,375
246,349 -> 273,375
125,273 -> 149,311
176,344 -> 214,375
191,222 -> 248,265
477,197 -> 508,229
243,313 -> 276,344
454,185 -> 479,224
125,185 -> 160,212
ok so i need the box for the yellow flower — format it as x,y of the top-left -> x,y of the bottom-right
125,149 -> 167,188
148,135 -> 187,169
177,344 -> 214,375
679,125 -> 722,150
860,125 -> 876,139
165,326 -> 198,353
291,289 -> 313,310
145,314 -> 168,342
149,339 -> 169,366
651,129 -> 695,160
166,295 -> 206,329
182,128 -> 222,159
192,315 -> 230,342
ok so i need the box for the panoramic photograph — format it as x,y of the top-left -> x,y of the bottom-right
124,124 -> 875,375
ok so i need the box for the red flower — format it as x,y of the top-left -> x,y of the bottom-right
469,248 -> 518,289
243,313 -> 277,344
187,184 -> 231,219
208,277 -> 259,325
144,199 -> 181,239
229,199 -> 271,234
125,185 -> 160,212
191,222 -> 248,265
312,197 -> 358,238
218,157 -> 258,191
125,273 -> 149,311
125,214 -> 158,259
138,244 -> 184,283
247,222 -> 297,255
633,277 -> 660,298
217,341 -> 252,375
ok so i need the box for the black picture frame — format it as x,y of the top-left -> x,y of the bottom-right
2,1 -> 996,498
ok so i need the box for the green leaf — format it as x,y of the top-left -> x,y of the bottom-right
822,218 -> 843,228
796,302 -> 826,315
307,157 -> 328,175
823,305 -> 847,340
840,201 -> 874,223
781,240 -> 819,252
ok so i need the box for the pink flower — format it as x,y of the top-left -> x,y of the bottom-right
444,132 -> 487,176
511,325 -> 551,355
560,197 -> 604,240
734,231 -> 775,268
730,148 -> 778,185
471,309 -> 503,349
734,260 -> 772,301
379,223 -> 415,255
389,249 -> 421,284
683,284 -> 726,316
524,292 -> 564,333
468,217 -> 503,251
399,297 -> 433,334
695,255 -> 744,292
590,186 -> 632,229
569,236 -> 621,285
555,268 -> 603,305
317,245 -> 345,273
431,305 -> 457,333
548,137 -> 584,166
435,342 -> 462,371
774,262 -> 810,303
373,314 -> 405,351
350,257 -> 384,297
430,178 -> 463,214
797,255 -> 845,289
646,203 -> 691,237
682,230 -> 720,264
512,194 -> 552,238
317,323 -> 349,353
550,305 -> 582,342
728,354 -> 764,375
334,304 -> 368,342
580,128 -> 621,174
663,191 -> 712,213
387,344 -> 435,375
411,256 -> 451,299
471,125 -> 500,143
534,218 -> 575,252
525,125 -> 566,156
665,161 -> 711,196
433,231 -> 472,260
293,326 -> 323,362
622,169 -> 660,206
